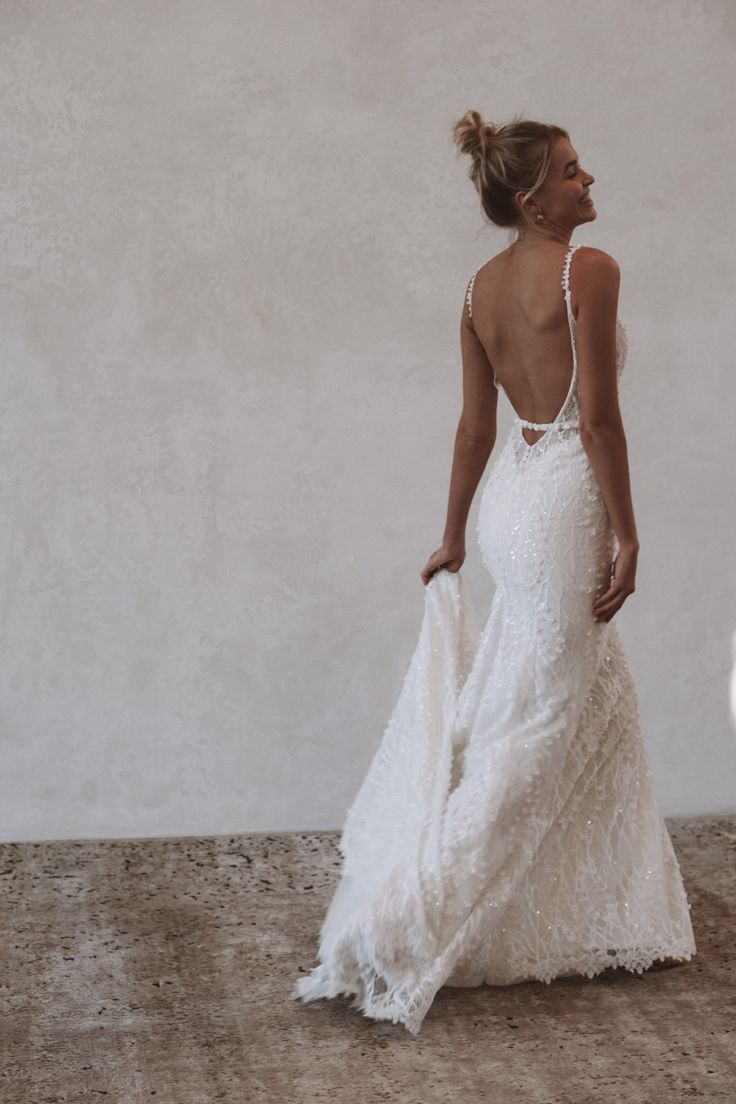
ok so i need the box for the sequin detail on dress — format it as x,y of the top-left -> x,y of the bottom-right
292,244 -> 696,1037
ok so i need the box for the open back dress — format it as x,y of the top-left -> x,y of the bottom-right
292,242 -> 697,1036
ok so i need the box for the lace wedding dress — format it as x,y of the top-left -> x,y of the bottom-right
292,243 -> 697,1036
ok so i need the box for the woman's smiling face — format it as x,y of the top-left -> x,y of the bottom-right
548,137 -> 597,224
522,136 -> 597,230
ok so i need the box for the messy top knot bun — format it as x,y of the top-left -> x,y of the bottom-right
452,109 -> 498,162
451,109 -> 569,229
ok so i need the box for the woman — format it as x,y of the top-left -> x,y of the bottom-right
293,112 -> 697,1036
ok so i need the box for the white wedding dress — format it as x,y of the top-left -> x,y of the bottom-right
293,243 -> 697,1036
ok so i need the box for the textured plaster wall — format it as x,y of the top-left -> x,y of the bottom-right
1,1 -> 734,843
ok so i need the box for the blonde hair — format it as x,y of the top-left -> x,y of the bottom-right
451,110 -> 569,228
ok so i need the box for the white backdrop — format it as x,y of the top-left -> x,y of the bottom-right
1,0 -> 734,842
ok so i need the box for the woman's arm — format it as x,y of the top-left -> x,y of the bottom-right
420,294 -> 498,584
573,247 -> 639,622
574,247 -> 639,551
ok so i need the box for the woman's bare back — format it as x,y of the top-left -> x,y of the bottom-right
469,241 -> 581,446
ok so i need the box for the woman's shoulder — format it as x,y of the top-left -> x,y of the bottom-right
573,244 -> 621,279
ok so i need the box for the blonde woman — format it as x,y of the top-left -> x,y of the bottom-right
293,112 -> 696,1036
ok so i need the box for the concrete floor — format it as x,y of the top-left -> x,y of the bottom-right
1,816 -> 734,1103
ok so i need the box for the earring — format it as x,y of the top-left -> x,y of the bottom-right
535,210 -> 544,223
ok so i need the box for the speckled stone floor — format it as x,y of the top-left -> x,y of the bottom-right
1,816 -> 734,1103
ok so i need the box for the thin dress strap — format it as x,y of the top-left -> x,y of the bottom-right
561,242 -> 581,354
465,268 -> 480,322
